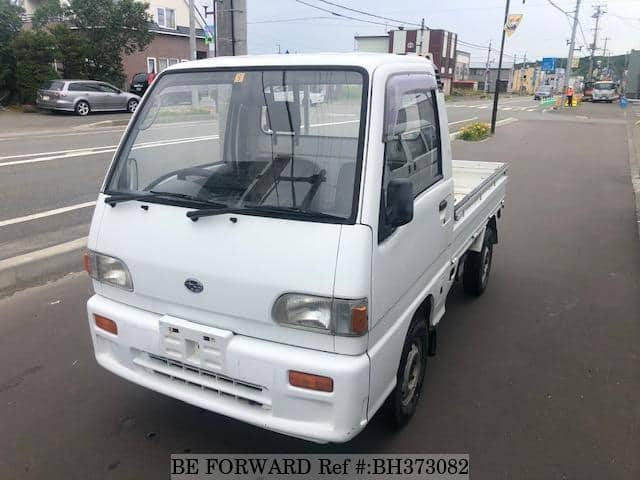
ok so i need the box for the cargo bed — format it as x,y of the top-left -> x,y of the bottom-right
452,160 -> 509,221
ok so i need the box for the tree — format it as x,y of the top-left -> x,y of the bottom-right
13,30 -> 59,104
49,24 -> 87,79
65,0 -> 153,86
0,0 -> 23,103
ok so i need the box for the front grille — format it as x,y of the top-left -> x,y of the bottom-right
133,352 -> 271,410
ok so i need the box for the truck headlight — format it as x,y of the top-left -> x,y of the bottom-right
272,294 -> 368,336
84,250 -> 134,291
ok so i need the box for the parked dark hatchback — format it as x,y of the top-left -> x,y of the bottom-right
129,72 -> 151,96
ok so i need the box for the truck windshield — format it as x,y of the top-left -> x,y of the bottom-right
594,82 -> 614,90
106,69 -> 366,222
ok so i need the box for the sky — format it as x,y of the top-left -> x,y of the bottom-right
244,0 -> 640,65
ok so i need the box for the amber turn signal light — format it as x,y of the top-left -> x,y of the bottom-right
94,314 -> 118,335
83,251 -> 92,274
288,370 -> 333,392
351,305 -> 368,335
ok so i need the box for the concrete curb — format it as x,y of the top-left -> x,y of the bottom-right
0,237 -> 87,299
626,116 -> 640,239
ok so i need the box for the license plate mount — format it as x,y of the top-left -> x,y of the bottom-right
158,316 -> 234,372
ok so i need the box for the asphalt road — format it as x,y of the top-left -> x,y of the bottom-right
0,95 -> 547,260
1,102 -> 638,479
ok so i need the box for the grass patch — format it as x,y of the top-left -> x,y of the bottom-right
458,122 -> 490,141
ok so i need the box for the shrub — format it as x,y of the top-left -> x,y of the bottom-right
458,122 -> 490,141
13,30 -> 59,104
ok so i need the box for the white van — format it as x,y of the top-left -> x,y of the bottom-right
84,53 -> 508,443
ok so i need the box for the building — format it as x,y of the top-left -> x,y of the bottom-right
511,65 -> 541,94
454,50 -> 470,80
354,35 -> 389,54
122,0 -> 209,82
468,63 -> 514,93
13,0 -> 209,85
627,50 -> 640,99
354,28 -> 457,94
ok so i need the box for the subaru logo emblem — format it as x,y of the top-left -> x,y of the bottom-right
184,278 -> 204,293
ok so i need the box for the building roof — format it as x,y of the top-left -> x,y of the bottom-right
168,53 -> 437,75
354,35 -> 389,39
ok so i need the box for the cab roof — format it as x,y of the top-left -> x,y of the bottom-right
167,53 -> 436,76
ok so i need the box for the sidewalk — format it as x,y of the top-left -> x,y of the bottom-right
626,104 -> 640,237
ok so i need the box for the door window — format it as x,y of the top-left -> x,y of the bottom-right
380,73 -> 442,242
383,76 -> 442,197
98,84 -> 120,94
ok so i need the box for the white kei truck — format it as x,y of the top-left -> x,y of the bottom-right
84,53 -> 508,443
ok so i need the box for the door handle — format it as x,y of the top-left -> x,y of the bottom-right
439,199 -> 448,212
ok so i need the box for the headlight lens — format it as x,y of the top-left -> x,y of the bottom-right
85,250 -> 134,291
272,293 -> 368,336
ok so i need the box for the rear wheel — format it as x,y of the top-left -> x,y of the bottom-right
463,227 -> 495,296
75,100 -> 90,116
127,98 -> 138,113
384,318 -> 428,428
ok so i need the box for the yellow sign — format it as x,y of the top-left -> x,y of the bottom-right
233,72 -> 246,83
571,56 -> 579,69
505,14 -> 523,37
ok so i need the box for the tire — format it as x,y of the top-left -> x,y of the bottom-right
383,318 -> 428,428
75,100 -> 90,116
463,227 -> 495,297
127,98 -> 138,113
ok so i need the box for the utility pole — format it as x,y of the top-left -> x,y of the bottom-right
418,18 -> 426,56
484,40 -> 492,94
562,0 -> 581,105
189,0 -> 197,60
204,1 -> 219,57
601,36 -> 610,69
490,0 -> 510,134
588,4 -> 605,80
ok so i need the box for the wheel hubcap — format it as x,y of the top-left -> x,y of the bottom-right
401,343 -> 422,407
129,101 -> 137,112
78,103 -> 88,115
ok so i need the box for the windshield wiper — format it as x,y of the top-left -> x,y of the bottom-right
104,191 -> 225,208
186,204 -> 346,222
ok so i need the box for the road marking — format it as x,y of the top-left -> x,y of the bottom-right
305,119 -> 360,128
0,201 -> 96,228
502,107 -> 512,111
527,108 -> 536,112
448,117 -> 478,126
0,135 -> 219,168
0,144 -> 120,161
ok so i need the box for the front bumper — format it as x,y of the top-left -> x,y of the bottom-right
87,294 -> 371,443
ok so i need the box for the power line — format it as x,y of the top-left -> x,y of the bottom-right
248,15 -> 331,24
294,0 -> 394,27
313,0 -> 421,27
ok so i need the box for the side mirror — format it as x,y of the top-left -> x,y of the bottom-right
386,178 -> 414,227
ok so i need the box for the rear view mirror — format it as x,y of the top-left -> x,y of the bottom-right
386,179 -> 413,227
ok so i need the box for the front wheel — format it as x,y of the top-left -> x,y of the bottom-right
384,319 -> 428,428
127,98 -> 138,113
75,100 -> 90,116
463,227 -> 495,296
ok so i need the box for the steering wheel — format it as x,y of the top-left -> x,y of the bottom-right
144,167 -> 213,191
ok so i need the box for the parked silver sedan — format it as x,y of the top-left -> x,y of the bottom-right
36,79 -> 140,116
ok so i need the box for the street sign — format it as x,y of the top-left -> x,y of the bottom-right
571,56 -> 579,69
540,97 -> 556,107
504,14 -> 524,37
205,24 -> 215,44
541,57 -> 556,72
